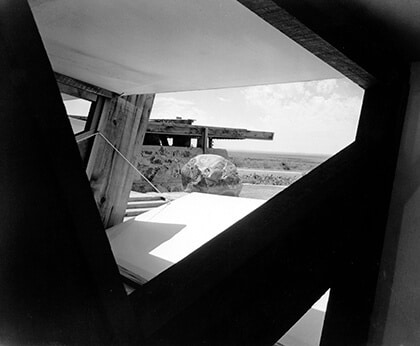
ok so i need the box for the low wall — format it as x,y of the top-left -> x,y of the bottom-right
133,145 -> 229,192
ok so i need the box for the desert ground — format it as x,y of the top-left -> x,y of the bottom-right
228,150 -> 328,199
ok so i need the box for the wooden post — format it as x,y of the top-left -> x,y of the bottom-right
87,93 -> 155,228
201,127 -> 208,154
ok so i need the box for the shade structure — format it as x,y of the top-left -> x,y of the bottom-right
29,0 -> 342,95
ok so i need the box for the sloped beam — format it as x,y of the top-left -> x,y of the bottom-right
320,71 -> 409,346
238,0 -> 404,88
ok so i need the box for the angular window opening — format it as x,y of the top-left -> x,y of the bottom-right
61,94 -> 92,135
132,78 -> 363,197
108,78 -> 364,288
129,78 -> 362,194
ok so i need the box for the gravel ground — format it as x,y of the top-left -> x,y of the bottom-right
239,184 -> 287,200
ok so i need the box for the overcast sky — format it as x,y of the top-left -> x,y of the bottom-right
150,78 -> 364,155
65,77 -> 363,156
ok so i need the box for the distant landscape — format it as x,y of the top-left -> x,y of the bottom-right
133,147 -> 331,200
228,150 -> 328,171
227,150 -> 329,187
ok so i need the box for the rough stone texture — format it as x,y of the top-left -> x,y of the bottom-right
133,146 -> 228,193
181,154 -> 242,196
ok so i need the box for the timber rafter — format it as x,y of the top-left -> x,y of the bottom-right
68,117 -> 274,141
146,121 -> 274,140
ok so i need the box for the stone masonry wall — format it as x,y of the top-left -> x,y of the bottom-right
132,145 -> 228,192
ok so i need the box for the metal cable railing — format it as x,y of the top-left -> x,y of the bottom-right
76,131 -> 162,194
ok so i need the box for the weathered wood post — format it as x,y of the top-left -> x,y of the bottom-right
200,127 -> 209,154
86,93 -> 155,228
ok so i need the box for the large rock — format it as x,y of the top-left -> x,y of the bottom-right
132,146 -> 229,193
181,154 -> 242,196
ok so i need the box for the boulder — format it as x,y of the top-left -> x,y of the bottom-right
181,154 -> 242,196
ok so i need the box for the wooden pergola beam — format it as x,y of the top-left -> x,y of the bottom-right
69,117 -> 274,141
147,121 -> 274,140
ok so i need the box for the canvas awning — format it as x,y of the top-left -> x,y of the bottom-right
29,0 -> 342,95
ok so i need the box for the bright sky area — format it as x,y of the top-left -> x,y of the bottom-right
65,77 -> 364,156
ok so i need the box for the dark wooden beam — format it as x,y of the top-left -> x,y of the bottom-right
75,129 -> 95,164
147,121 -> 274,140
75,96 -> 108,165
202,127 -> 208,154
237,0 -> 404,88
85,96 -> 105,132
55,72 -> 116,101
69,118 -> 274,141
320,70 -> 410,346
75,129 -> 96,143
0,1 -> 136,343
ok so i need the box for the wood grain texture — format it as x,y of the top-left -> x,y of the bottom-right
87,94 -> 155,228
147,121 -> 274,140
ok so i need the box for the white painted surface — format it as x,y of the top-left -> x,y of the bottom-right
106,219 -> 185,281
29,0 -> 341,95
106,193 -> 264,279
371,62 -> 420,345
135,192 -> 264,263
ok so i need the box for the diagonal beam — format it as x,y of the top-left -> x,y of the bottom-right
0,1 -> 136,343
237,0 -> 404,88
321,70 -> 410,346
